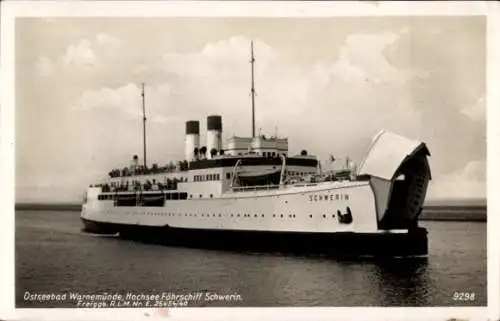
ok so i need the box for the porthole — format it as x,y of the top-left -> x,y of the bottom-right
261,214 -> 264,217
199,194 -> 202,198
254,214 -> 257,218
237,214 -> 240,217
273,214 -> 276,218
219,214 -> 221,217
210,194 -> 213,198
332,214 -> 335,218
309,215 -> 313,218
231,214 -> 234,217
280,214 -> 283,218
323,214 -> 326,218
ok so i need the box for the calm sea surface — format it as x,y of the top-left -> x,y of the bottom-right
15,210 -> 486,307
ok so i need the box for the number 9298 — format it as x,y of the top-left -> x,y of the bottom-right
453,292 -> 475,301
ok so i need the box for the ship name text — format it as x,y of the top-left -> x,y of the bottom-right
309,193 -> 349,202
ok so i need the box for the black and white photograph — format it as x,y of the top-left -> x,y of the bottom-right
1,1 -> 499,320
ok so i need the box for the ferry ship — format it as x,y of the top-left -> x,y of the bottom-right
80,42 -> 431,257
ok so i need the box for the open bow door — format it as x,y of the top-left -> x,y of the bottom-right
358,130 -> 432,230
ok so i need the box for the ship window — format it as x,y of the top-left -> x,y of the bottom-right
273,214 -> 276,218
231,214 -> 234,217
322,214 -> 326,218
199,194 -> 202,198
166,193 -> 171,200
180,192 -> 188,200
172,193 -> 179,200
190,194 -> 193,198
237,214 -> 240,217
309,214 -> 312,218
226,173 -> 230,179
261,214 -> 264,217
280,214 -> 283,218
210,194 -> 213,198
254,214 -> 257,218
218,214 -> 221,217
217,174 -> 220,180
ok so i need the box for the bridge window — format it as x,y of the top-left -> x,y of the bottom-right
226,173 -> 231,179
172,193 -> 179,200
180,192 -> 188,200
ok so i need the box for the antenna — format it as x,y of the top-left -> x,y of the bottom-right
250,41 -> 256,138
141,83 -> 147,168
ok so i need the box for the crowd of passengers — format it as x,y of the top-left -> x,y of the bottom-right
96,178 -> 181,193
108,161 -> 189,178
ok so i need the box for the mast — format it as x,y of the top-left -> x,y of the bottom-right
141,83 -> 147,168
250,41 -> 256,138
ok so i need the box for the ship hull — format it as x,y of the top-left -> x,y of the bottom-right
81,217 -> 428,258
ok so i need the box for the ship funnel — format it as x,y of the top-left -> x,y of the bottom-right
206,115 -> 222,159
185,120 -> 200,162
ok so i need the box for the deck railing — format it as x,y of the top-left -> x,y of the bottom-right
231,185 -> 281,192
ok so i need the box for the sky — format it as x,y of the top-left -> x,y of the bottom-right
15,16 -> 486,203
